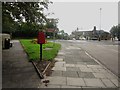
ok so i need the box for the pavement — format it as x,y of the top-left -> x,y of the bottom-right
39,41 -> 119,89
2,40 -> 41,88
2,40 -> 119,89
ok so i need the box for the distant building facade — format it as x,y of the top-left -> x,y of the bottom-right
70,26 -> 111,40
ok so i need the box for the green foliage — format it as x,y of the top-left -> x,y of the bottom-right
110,24 -> 120,40
45,19 -> 59,39
13,22 -> 39,37
57,30 -> 69,40
117,24 -> 120,40
2,1 -> 51,34
110,25 -> 118,38
20,39 -> 61,61
45,18 -> 58,29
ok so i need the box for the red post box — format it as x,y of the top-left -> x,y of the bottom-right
37,31 -> 45,44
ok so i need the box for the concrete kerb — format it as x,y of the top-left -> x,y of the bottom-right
32,61 -> 44,79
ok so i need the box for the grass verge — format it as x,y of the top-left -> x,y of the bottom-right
20,39 -> 61,61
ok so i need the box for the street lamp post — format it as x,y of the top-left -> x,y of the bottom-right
99,8 -> 102,41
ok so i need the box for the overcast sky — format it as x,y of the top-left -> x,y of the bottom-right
44,1 -> 118,35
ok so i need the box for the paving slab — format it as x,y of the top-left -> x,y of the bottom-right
54,58 -> 64,62
85,61 -> 99,65
78,72 -> 95,78
76,65 -> 88,68
63,71 -> 79,78
77,62 -> 87,65
101,79 -> 116,87
46,76 -> 66,85
87,65 -> 103,69
98,68 -> 108,73
92,68 -> 101,73
84,78 -> 105,87
52,61 -> 66,71
65,61 -> 77,64
104,73 -> 116,79
92,68 -> 108,73
52,66 -> 66,71
66,64 -> 76,67
80,67 -> 94,72
93,73 -> 107,78
82,58 -> 95,62
55,61 -> 66,67
66,67 -> 80,71
51,71 -> 63,77
67,77 -> 86,87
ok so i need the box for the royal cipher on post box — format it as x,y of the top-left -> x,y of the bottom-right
37,31 -> 45,44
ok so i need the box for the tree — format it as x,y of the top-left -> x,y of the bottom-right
45,18 -> 59,39
110,25 -> 120,41
57,30 -> 69,40
13,22 -> 41,37
110,26 -> 117,38
59,30 -> 64,39
2,1 -> 51,35
117,24 -> 120,41
45,18 -> 58,29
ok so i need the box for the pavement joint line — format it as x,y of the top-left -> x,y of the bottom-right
83,78 -> 87,87
85,51 -> 118,80
66,76 -> 67,86
76,71 -> 80,78
100,78 -> 117,88
99,78 -> 107,88
109,79 -> 119,87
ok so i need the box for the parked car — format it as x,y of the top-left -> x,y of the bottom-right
2,33 -> 12,49
91,37 -> 98,40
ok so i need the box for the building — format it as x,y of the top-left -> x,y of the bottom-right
70,26 -> 110,40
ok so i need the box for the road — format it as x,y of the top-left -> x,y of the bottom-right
56,40 -> 119,77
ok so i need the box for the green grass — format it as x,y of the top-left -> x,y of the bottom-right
20,39 -> 61,61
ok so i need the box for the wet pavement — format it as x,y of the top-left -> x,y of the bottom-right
2,40 -> 41,88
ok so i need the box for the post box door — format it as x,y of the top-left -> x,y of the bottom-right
37,32 -> 45,44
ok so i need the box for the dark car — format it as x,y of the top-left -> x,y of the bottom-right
2,33 -> 12,49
